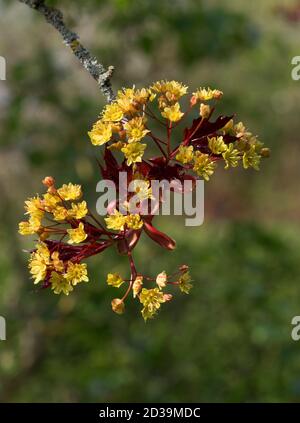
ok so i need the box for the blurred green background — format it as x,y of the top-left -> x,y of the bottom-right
1,0 -> 300,402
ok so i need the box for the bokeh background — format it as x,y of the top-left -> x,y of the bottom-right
1,0 -> 300,402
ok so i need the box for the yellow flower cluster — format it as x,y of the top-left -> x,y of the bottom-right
105,210 -> 143,231
19,179 -> 88,245
192,87 -> 223,102
174,127 -> 267,179
28,241 -> 88,295
88,86 -> 154,166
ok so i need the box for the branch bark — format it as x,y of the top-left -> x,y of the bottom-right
18,0 -> 115,103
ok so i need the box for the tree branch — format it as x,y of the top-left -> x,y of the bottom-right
18,0 -> 115,103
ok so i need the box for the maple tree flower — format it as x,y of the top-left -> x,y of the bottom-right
102,103 -> 124,122
161,102 -> 184,122
124,117 -> 150,143
175,145 -> 194,164
105,209 -> 126,231
139,287 -> 166,321
107,272 -> 124,288
156,271 -> 167,289
193,152 -> 216,181
50,272 -> 73,296
208,136 -> 227,155
151,80 -> 188,103
192,87 -> 223,102
67,222 -> 87,244
179,271 -> 193,294
52,205 -> 69,221
64,262 -> 89,285
121,142 -> 147,166
88,121 -> 113,146
68,201 -> 88,219
24,196 -> 44,216
222,143 -> 240,169
242,145 -> 261,170
57,183 -> 82,201
28,242 -> 51,284
43,192 -> 62,211
126,214 -> 143,230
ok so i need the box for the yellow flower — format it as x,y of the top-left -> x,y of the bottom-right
199,103 -> 211,118
51,251 -> 64,272
151,80 -> 188,102
24,196 -> 44,216
28,242 -> 50,284
57,183 -> 82,201
234,121 -> 251,138
139,287 -> 166,321
156,271 -> 167,289
43,192 -> 62,211
116,87 -> 137,113
131,178 -> 152,201
19,221 -> 36,236
64,261 -> 89,285
67,222 -> 87,244
18,214 -> 42,236
68,201 -> 88,219
192,87 -> 223,101
222,143 -> 240,169
102,103 -> 124,122
111,298 -> 125,315
179,271 -> 193,294
116,87 -> 151,113
121,142 -> 146,166
161,102 -> 184,122
175,145 -> 194,164
126,214 -> 143,230
243,145 -> 261,170
132,275 -> 143,298
88,121 -> 113,146
107,272 -> 124,288
105,209 -> 126,231
208,136 -> 228,155
124,117 -> 150,143
50,271 -> 73,295
193,152 -> 216,181
52,205 -> 68,221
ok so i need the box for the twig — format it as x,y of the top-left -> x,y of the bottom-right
18,0 -> 115,103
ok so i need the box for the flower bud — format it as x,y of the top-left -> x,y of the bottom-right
179,264 -> 189,272
42,176 -> 55,188
261,148 -> 270,158
133,276 -> 143,298
190,95 -> 197,106
199,103 -> 211,118
111,298 -> 125,315
163,293 -> 173,302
